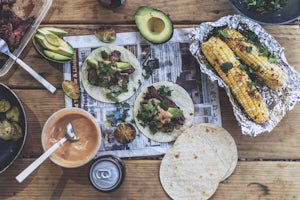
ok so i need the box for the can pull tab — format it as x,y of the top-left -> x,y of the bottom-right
96,169 -> 112,179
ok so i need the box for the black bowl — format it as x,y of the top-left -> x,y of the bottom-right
228,0 -> 300,24
0,83 -> 27,174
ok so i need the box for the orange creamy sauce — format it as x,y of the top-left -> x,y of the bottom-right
46,111 -> 99,166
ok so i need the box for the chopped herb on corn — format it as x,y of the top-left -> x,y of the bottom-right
201,36 -> 269,124
222,28 -> 288,90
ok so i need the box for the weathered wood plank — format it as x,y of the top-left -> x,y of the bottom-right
1,160 -> 299,199
45,0 -> 234,24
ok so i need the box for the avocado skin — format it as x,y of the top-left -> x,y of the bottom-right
134,6 -> 174,44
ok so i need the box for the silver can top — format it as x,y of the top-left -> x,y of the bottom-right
89,155 -> 125,192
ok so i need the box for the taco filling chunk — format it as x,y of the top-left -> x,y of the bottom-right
86,49 -> 135,102
137,85 -> 185,134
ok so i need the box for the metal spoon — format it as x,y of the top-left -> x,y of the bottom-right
0,38 -> 56,93
15,122 -> 78,183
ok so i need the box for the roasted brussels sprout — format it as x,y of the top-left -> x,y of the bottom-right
10,122 -> 23,141
6,106 -> 20,123
0,120 -> 13,140
0,120 -> 22,141
0,99 -> 11,112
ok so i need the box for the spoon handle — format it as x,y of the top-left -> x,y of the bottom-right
16,137 -> 67,183
10,53 -> 56,93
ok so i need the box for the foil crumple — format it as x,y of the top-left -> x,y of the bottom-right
189,15 -> 300,136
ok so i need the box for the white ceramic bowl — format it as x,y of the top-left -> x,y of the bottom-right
41,108 -> 101,168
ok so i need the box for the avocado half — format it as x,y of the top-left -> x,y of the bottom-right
134,6 -> 173,44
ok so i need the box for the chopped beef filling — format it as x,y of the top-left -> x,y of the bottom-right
0,1 -> 35,68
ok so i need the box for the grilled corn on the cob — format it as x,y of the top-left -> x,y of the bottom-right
222,28 -> 287,90
201,36 -> 269,124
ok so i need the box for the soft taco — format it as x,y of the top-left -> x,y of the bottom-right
159,123 -> 238,200
133,81 -> 194,142
81,45 -> 142,103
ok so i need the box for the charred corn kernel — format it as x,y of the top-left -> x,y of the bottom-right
222,28 -> 288,90
201,36 -> 269,124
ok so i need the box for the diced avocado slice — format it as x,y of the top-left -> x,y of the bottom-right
43,50 -> 72,61
142,101 -> 155,112
168,107 -> 183,118
115,62 -> 131,71
34,33 -> 74,57
87,58 -> 99,69
134,6 -> 173,44
100,61 -> 131,71
39,27 -> 68,36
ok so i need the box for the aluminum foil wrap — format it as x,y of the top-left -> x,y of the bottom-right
189,15 -> 300,136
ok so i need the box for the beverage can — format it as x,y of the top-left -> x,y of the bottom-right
89,155 -> 125,192
98,0 -> 125,8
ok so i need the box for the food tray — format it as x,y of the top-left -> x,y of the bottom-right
190,15 -> 300,136
0,0 -> 52,78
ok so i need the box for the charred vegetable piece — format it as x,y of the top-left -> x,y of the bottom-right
95,28 -> 116,43
114,123 -> 137,144
0,99 -> 11,112
0,120 -> 13,140
222,28 -> 287,90
10,122 -> 23,141
201,36 -> 269,124
62,80 -> 80,100
6,106 -> 20,123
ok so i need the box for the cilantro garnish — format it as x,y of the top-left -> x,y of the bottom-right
220,62 -> 233,73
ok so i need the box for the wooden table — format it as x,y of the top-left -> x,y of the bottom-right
1,1 -> 300,199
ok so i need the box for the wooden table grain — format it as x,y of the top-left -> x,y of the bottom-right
1,1 -> 300,199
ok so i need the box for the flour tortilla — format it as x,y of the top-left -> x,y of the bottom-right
174,123 -> 238,181
159,123 -> 238,199
160,141 -> 220,200
133,81 -> 194,143
81,45 -> 142,103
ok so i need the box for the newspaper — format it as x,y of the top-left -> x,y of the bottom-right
63,28 -> 221,158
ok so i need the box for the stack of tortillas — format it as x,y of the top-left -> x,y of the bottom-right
159,123 -> 238,200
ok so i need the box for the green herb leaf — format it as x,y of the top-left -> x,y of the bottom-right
217,29 -> 229,41
160,99 -> 170,110
246,46 -> 253,53
220,62 -> 233,73
268,53 -> 278,63
101,50 -> 109,59
142,65 -> 154,80
243,0 -> 288,14
158,86 -> 173,97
